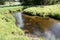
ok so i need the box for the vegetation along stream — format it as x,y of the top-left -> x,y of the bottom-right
0,0 -> 60,40
13,12 -> 60,40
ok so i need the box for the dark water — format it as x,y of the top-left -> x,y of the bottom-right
14,12 -> 60,40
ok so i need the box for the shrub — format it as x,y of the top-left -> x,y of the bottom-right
0,0 -> 5,5
22,0 -> 58,5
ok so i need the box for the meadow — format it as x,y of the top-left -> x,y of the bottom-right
0,2 -> 60,40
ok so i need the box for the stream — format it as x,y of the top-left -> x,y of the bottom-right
13,12 -> 60,40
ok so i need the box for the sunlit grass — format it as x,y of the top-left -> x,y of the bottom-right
0,6 -> 31,40
23,4 -> 60,19
0,11 -> 34,40
0,6 -> 23,14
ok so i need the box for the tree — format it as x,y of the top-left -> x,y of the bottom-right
22,0 -> 58,5
0,0 -> 15,5
0,0 -> 5,5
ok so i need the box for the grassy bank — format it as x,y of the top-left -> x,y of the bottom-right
23,4 -> 60,20
1,4 -> 60,40
0,6 -> 46,40
0,6 -> 31,40
0,13 -> 30,40
0,6 -> 23,13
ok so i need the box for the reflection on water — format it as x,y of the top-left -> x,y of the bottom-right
43,20 -> 60,40
14,12 -> 60,40
44,31 -> 56,40
13,12 -> 24,29
51,22 -> 60,38
49,22 -> 60,40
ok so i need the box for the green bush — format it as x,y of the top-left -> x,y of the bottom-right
0,34 -> 31,40
0,0 -> 5,5
23,0 -> 58,5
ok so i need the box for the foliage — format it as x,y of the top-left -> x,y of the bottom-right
22,0 -> 58,5
0,0 -> 5,5
23,4 -> 60,19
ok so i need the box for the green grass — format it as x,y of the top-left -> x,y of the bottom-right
0,6 -> 23,13
0,12 -> 32,40
0,34 -> 31,40
23,4 -> 60,19
1,4 -> 59,39
0,6 -> 32,40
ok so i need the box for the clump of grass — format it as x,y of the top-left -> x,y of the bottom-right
23,4 -> 60,19
23,7 -> 50,16
0,6 -> 23,14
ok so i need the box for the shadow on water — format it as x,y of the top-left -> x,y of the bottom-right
13,12 -> 60,40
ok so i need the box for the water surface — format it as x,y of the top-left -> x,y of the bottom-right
13,12 -> 60,40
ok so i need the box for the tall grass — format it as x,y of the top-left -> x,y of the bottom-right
0,6 -> 31,40
23,4 -> 60,19
0,6 -> 23,14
